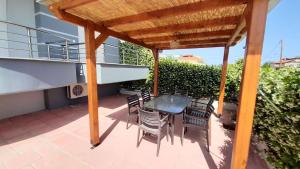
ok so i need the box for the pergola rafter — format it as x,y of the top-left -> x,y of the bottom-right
56,0 -> 97,10
152,39 -> 229,49
49,4 -> 154,49
158,44 -> 226,50
125,16 -> 240,37
41,0 -> 275,168
141,30 -> 234,43
102,0 -> 247,27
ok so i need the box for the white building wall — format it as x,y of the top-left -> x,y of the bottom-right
77,27 -> 105,63
0,0 -> 44,119
0,0 -> 9,57
5,0 -> 38,58
0,90 -> 45,120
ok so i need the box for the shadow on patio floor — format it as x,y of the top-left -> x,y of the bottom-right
0,94 -> 268,169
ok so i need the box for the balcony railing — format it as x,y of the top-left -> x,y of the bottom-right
0,20 -> 81,62
0,20 -> 143,65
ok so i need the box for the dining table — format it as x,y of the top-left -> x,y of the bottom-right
143,95 -> 192,144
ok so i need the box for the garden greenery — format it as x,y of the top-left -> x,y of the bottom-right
146,58 -> 221,98
119,44 -> 299,167
254,66 -> 300,168
222,60 -> 300,168
119,41 -> 153,66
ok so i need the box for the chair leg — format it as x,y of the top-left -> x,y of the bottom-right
206,130 -> 210,152
137,128 -> 141,147
166,124 -> 169,142
156,134 -> 161,156
181,125 -> 185,146
126,113 -> 130,129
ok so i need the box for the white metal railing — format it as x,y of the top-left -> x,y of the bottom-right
0,20 -> 143,65
0,20 -> 80,61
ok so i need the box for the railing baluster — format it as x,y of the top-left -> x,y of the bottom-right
65,40 -> 69,60
27,28 -> 33,58
47,45 -> 51,60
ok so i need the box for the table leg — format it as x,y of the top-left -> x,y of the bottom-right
171,115 -> 175,145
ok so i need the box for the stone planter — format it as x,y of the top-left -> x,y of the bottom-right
221,102 -> 237,130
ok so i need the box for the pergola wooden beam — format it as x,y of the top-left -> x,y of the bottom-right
158,44 -> 226,50
103,0 -> 247,27
95,33 -> 109,49
48,4 -> 153,49
151,38 -> 229,47
141,30 -> 234,43
227,2 -> 249,46
231,0 -> 268,168
49,4 -> 86,26
126,16 -> 239,37
217,46 -> 230,115
57,0 -> 97,10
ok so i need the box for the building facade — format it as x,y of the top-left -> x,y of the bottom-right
0,0 -> 149,119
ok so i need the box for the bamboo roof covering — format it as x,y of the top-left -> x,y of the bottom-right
38,0 -> 278,50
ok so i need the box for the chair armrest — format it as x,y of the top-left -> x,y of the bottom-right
186,109 -> 210,119
191,100 -> 208,106
160,114 -> 169,122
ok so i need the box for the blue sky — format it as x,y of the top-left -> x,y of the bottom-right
162,0 -> 300,65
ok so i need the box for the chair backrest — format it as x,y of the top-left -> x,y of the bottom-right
159,89 -> 171,95
208,96 -> 214,106
141,90 -> 151,103
127,94 -> 140,108
174,89 -> 188,96
138,108 -> 160,127
205,104 -> 214,119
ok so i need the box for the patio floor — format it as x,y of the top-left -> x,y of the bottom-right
0,94 -> 268,169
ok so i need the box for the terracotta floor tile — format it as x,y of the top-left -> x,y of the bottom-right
0,95 -> 268,169
3,150 -> 41,169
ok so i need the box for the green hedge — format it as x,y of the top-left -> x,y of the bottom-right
120,54 -> 300,168
254,67 -> 300,168
119,41 -> 153,66
224,59 -> 243,102
146,58 -> 221,98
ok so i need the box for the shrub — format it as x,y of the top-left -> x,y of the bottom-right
254,67 -> 300,168
119,41 -> 153,66
224,59 -> 243,102
220,59 -> 300,168
146,58 -> 221,98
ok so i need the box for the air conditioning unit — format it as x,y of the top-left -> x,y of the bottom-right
67,83 -> 88,99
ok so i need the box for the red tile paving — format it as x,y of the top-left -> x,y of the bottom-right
0,94 -> 269,169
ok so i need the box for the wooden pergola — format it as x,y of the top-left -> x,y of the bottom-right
41,0 -> 273,168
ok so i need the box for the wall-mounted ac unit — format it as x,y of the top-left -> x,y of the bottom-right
67,83 -> 88,99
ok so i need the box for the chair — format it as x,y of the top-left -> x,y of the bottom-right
126,94 -> 140,129
141,90 -> 152,105
181,104 -> 214,152
174,89 -> 188,96
137,108 -> 170,156
190,96 -> 214,111
159,89 -> 172,96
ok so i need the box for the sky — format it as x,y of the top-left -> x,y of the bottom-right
162,0 -> 300,65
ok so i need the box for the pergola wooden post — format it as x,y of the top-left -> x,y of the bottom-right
230,0 -> 268,168
152,48 -> 159,96
45,0 -> 276,167
217,46 -> 230,115
84,21 -> 108,146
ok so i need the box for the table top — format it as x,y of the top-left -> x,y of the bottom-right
144,95 -> 192,114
